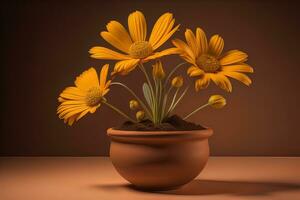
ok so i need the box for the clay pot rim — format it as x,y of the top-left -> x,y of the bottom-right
107,128 -> 213,138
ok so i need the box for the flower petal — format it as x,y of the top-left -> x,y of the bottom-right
99,64 -> 109,91
208,34 -> 224,57
112,59 -> 140,75
210,73 -> 232,92
185,29 -> 199,57
149,13 -> 179,50
143,48 -> 179,61
219,50 -> 248,65
221,63 -> 254,73
221,71 -> 252,86
196,27 -> 208,55
106,20 -> 132,51
172,39 -> 195,64
89,46 -> 131,60
128,11 -> 147,42
187,66 -> 204,77
75,68 -> 99,91
101,31 -> 130,53
195,74 -> 210,91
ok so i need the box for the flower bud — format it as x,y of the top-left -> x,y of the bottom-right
208,95 -> 226,109
152,60 -> 165,80
171,76 -> 183,88
129,100 -> 139,110
136,110 -> 145,121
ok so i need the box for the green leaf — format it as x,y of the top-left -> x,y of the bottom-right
143,83 -> 153,109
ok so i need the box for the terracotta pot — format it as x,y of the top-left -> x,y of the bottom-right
107,128 -> 213,191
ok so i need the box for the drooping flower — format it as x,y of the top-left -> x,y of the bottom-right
171,76 -> 184,88
152,60 -> 165,80
57,65 -> 111,125
89,11 -> 179,75
172,28 -> 254,92
208,95 -> 226,109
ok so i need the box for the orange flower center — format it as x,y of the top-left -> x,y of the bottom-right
129,41 -> 153,59
197,54 -> 220,72
85,87 -> 102,106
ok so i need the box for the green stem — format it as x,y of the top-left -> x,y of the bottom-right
102,101 -> 137,122
167,88 -> 179,115
164,62 -> 187,88
183,103 -> 210,120
110,82 -> 152,119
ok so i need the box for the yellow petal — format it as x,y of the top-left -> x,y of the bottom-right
106,20 -> 132,50
99,64 -> 109,90
61,107 -> 87,120
185,29 -> 199,57
100,31 -> 130,53
221,71 -> 252,86
143,48 -> 178,61
196,27 -> 208,55
187,66 -> 204,77
221,63 -> 254,73
152,25 -> 179,50
89,46 -> 131,60
112,59 -> 140,75
219,50 -> 248,65
210,73 -> 232,92
195,74 -> 210,91
149,13 -> 179,50
89,105 -> 100,113
76,108 -> 90,121
75,68 -> 99,91
128,11 -> 147,42
66,115 -> 77,126
172,39 -> 195,64
208,34 -> 224,57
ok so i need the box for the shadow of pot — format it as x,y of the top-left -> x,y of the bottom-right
107,128 -> 213,191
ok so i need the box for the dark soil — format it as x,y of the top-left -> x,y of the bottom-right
114,115 -> 206,131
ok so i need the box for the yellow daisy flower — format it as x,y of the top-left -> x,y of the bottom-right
172,28 -> 254,92
89,11 -> 179,75
57,65 -> 111,125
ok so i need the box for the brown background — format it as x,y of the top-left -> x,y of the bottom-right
1,0 -> 300,156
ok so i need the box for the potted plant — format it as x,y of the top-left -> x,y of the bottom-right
57,11 -> 253,190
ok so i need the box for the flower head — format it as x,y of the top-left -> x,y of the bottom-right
173,28 -> 254,92
129,100 -> 139,110
57,65 -> 111,125
208,95 -> 226,109
152,60 -> 165,80
171,76 -> 184,88
89,11 -> 180,75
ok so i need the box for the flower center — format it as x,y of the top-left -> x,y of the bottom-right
196,54 -> 220,72
129,41 -> 153,59
85,87 -> 102,107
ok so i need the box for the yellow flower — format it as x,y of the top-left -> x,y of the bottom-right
208,95 -> 226,109
152,60 -> 165,79
57,65 -> 111,125
129,100 -> 139,110
136,110 -> 145,121
89,11 -> 179,75
171,76 -> 184,88
172,28 -> 254,92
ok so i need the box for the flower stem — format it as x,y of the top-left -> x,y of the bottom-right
183,103 -> 210,120
110,82 -> 152,119
102,101 -> 137,123
164,62 -> 187,88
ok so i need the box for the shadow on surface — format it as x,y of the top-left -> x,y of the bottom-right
93,179 -> 300,196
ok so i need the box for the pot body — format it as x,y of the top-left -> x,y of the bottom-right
107,128 -> 213,190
